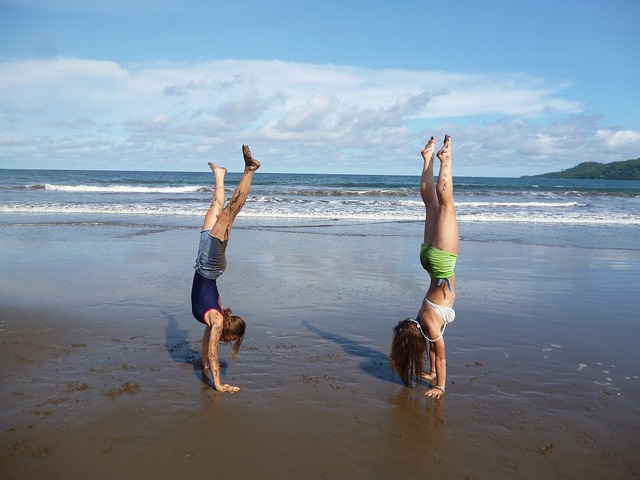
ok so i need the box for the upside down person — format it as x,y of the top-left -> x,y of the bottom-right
190,144 -> 260,393
390,135 -> 459,399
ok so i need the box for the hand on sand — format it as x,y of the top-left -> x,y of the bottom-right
217,384 -> 240,393
424,387 -> 444,399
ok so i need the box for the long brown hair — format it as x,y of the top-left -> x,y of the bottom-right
390,318 -> 426,387
222,308 -> 246,360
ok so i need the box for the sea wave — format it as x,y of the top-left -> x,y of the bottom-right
2,202 -> 639,225
457,213 -> 638,225
7,181 -> 638,201
282,188 -> 417,197
0,203 -> 198,216
458,201 -> 585,208
248,197 -> 585,209
23,184 -> 207,194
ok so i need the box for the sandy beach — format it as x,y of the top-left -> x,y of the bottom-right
1,220 -> 639,479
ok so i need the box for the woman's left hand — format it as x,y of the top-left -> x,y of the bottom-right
217,384 -> 240,393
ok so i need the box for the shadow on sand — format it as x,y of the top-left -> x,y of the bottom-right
163,312 -> 229,387
302,320 -> 400,385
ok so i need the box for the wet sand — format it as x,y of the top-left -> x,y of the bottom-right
1,221 -> 639,479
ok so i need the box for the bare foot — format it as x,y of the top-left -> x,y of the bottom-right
424,386 -> 445,399
208,162 -> 227,175
242,144 -> 261,171
421,136 -> 436,162
436,134 -> 451,162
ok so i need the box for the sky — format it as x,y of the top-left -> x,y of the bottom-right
0,0 -> 639,176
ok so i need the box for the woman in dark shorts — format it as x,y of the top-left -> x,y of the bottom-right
191,144 -> 260,393
390,135 -> 459,398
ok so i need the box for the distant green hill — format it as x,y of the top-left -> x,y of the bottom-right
523,158 -> 640,180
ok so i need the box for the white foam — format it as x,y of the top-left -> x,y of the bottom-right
44,184 -> 203,194
2,201 -> 640,225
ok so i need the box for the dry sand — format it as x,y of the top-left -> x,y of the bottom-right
1,222 -> 639,479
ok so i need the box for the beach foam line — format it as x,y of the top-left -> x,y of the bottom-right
2,203 -> 640,225
458,201 -> 585,208
40,184 -> 205,194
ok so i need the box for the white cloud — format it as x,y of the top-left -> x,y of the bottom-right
0,57 -> 637,175
596,129 -> 640,151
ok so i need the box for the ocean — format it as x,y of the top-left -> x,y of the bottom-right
1,168 -> 639,250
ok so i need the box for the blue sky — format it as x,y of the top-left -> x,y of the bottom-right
1,0 -> 638,176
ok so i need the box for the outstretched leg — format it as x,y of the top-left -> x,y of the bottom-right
211,144 -> 260,241
421,136 -> 439,245
202,163 -> 227,231
432,134 -> 459,255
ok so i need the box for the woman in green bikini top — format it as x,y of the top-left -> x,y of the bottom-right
390,134 -> 459,399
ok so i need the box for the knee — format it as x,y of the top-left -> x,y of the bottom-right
438,203 -> 456,215
212,212 -> 231,231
